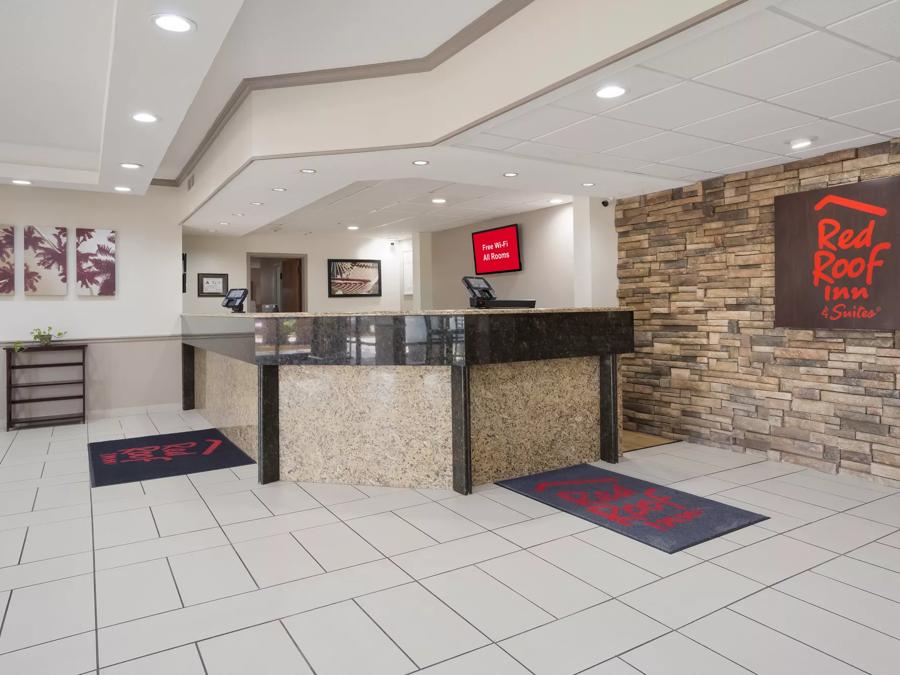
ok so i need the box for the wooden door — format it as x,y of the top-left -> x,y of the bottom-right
280,259 -> 302,311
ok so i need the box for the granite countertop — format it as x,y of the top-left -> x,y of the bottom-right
182,307 -> 629,318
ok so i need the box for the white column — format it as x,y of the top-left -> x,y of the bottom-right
571,196 -> 618,307
412,231 -> 434,310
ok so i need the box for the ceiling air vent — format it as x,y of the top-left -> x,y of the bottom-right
187,174 -> 195,191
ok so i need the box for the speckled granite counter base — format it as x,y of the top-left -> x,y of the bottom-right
195,349 -> 260,461
279,366 -> 453,488
469,357 -> 603,485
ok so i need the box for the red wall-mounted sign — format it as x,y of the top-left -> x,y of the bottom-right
775,176 -> 899,329
472,224 -> 522,275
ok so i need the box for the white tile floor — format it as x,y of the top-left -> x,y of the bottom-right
2,415 -> 900,674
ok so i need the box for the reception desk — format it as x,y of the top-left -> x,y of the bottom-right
181,309 -> 634,494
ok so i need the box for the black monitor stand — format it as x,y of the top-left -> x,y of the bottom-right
222,288 -> 249,314
462,276 -> 536,309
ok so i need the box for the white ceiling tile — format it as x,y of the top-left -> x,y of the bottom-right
460,133 -> 521,150
740,119 -> 870,153
606,132 -> 722,162
535,116 -> 660,152
771,61 -> 900,118
834,98 -> 900,133
664,145 -> 785,172
487,106 -> 593,140
776,0 -> 892,27
604,82 -> 755,129
643,10 -> 811,78
677,102 -> 816,142
551,67 -> 682,114
697,31 -> 886,100
787,133 -> 889,158
636,163 -> 716,180
505,141 -> 583,163
830,0 -> 900,56
574,153 -> 650,172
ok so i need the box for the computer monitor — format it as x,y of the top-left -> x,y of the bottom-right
222,288 -> 248,313
462,276 -> 495,300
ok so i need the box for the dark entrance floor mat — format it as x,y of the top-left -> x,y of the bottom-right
497,463 -> 767,553
88,428 -> 255,487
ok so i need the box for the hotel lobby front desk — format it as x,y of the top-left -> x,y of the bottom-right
182,309 -> 634,494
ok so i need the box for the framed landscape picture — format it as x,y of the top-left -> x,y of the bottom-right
198,273 -> 228,297
327,259 -> 382,297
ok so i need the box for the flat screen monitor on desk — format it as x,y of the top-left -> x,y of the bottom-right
462,276 -> 535,309
222,288 -> 248,313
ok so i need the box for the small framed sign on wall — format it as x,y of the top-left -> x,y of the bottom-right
198,273 -> 228,297
775,175 -> 899,329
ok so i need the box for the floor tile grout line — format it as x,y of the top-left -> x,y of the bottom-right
165,556 -> 186,609
89,469 -> 100,674
351,596 -> 419,670
772,580 -> 900,644
277,618 -> 319,675
194,641 -> 210,675
809,567 -> 900,606
186,473 -> 263,592
721,605 -> 872,673
94,571 -> 417,670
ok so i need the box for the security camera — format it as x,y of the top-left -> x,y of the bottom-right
601,199 -> 610,207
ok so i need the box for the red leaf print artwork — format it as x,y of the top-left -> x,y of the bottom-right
76,228 -> 117,296
23,226 -> 68,296
0,226 -> 13,295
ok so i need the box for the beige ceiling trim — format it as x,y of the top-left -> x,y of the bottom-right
178,0 -> 747,229
153,0 -> 534,188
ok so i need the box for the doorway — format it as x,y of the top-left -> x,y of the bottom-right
248,255 -> 304,312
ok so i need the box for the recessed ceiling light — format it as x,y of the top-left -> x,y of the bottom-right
790,137 -> 813,150
232,212 -> 245,217
431,198 -> 447,204
114,186 -> 131,192
299,168 -> 317,174
412,160 -> 429,166
249,201 -> 263,206
347,225 -> 360,230
271,187 -> 287,192
503,172 -> 518,178
218,221 -> 229,226
582,182 -> 596,187
120,162 -> 142,170
132,112 -> 158,123
208,229 -> 217,233
549,198 -> 564,204
596,85 -> 626,99
153,14 -> 195,33
11,179 -> 31,186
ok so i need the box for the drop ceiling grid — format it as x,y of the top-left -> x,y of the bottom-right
457,2 -> 898,179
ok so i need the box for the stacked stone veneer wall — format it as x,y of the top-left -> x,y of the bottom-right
616,139 -> 900,483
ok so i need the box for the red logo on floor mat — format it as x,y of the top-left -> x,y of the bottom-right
536,477 -> 703,530
100,439 -> 223,465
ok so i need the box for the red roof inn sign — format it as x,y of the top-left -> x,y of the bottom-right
775,176 -> 899,330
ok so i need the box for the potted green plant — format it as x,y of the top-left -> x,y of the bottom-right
13,327 -> 67,352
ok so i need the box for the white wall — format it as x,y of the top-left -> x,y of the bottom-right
0,185 -> 183,341
0,184 -> 186,424
430,204 -> 576,309
183,231 -> 406,314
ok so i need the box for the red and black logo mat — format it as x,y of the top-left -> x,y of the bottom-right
88,428 -> 255,487
498,464 -> 767,553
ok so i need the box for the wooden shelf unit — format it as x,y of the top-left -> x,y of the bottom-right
4,344 -> 86,431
